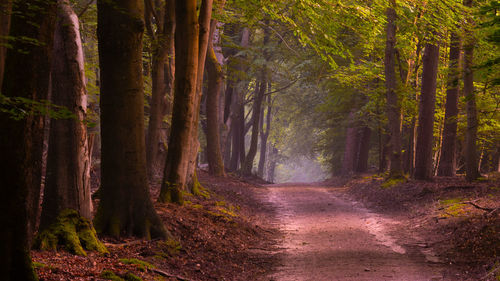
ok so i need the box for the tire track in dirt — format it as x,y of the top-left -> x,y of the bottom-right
265,184 -> 447,281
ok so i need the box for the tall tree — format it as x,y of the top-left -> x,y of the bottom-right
414,43 -> 440,180
159,0 -> 200,203
463,0 -> 481,181
184,0 -> 213,189
258,93 -> 272,178
94,0 -> 167,239
437,32 -> 461,176
0,0 -> 57,279
205,0 -> 226,177
384,0 -> 403,178
241,25 -> 270,176
35,1 -> 106,256
145,0 -> 175,180
206,43 -> 225,176
40,0 -> 92,227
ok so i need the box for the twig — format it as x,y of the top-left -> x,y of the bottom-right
481,264 -> 500,280
462,201 -> 495,212
150,268 -> 194,281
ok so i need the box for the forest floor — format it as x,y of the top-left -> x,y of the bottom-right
31,171 -> 499,281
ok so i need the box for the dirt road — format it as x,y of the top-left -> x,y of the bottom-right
265,184 -> 447,281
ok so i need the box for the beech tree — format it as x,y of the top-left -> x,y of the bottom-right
384,0 -> 403,179
35,0 -> 105,256
0,0 -> 57,279
437,32 -> 461,176
159,0 -> 203,203
414,43 -> 440,180
145,0 -> 175,180
94,0 -> 167,239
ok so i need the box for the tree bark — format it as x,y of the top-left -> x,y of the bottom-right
242,79 -> 266,175
146,0 -> 176,180
40,0 -> 92,229
258,93 -> 272,178
414,43 -> 440,180
95,0 -> 167,239
437,32 -> 461,176
184,0 -> 213,190
384,1 -> 403,178
355,126 -> 371,173
0,0 -> 11,89
206,42 -> 225,176
342,111 -> 360,175
0,0 -> 57,279
160,0 -> 199,203
463,30 -> 480,181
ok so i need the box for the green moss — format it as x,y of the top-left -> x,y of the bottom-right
381,177 -> 407,189
159,182 -> 184,204
439,198 -> 469,217
32,262 -> 48,269
100,270 -> 124,281
119,258 -> 155,272
191,171 -> 210,199
440,198 -> 463,205
154,238 -> 182,259
124,272 -> 143,281
215,201 -> 226,207
34,209 -> 108,256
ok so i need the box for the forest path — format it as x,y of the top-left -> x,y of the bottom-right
264,183 -> 446,281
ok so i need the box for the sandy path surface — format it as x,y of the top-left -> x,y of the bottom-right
265,184 -> 447,281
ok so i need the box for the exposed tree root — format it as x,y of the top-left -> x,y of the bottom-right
33,209 -> 108,256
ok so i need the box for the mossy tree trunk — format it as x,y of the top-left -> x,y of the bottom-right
437,32 -> 461,176
159,0 -> 200,204
95,0 -> 167,239
40,0 -> 92,229
0,0 -> 57,279
206,42 -> 225,176
36,1 -> 104,256
414,43 -> 440,180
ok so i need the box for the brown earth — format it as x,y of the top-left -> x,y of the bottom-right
32,171 -> 499,281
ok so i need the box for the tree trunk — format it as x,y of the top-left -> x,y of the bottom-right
258,93 -> 272,178
414,43 -> 440,180
242,79 -> 266,175
355,126 -> 371,173
160,0 -> 199,203
342,111 -> 359,175
146,0 -> 175,180
268,146 -> 278,183
463,30 -> 480,181
437,32 -> 461,176
40,0 -> 92,229
206,42 -> 225,176
384,1 -> 403,178
184,0 -> 213,190
0,0 -> 57,279
0,0 -> 11,89
95,0 -> 167,239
